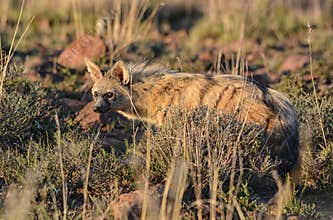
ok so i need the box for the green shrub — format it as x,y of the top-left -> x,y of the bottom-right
0,78 -> 54,150
277,75 -> 333,189
133,107 -> 282,218
0,131 -> 134,218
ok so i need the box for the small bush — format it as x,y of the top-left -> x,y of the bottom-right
285,198 -> 322,219
277,75 -> 333,189
133,107 -> 284,218
0,78 -> 54,150
0,131 -> 134,219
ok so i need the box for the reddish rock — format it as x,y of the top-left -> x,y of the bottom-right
61,98 -> 87,112
110,190 -> 160,220
75,101 -> 119,129
75,101 -> 100,129
110,191 -> 143,219
279,54 -> 309,73
58,35 -> 106,70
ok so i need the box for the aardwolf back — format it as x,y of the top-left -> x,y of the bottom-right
86,59 -> 299,173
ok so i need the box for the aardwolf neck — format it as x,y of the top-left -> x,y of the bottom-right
116,83 -> 155,123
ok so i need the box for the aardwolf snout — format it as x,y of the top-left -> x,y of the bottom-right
93,97 -> 110,113
93,105 -> 102,113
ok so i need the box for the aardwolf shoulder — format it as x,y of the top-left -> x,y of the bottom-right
85,59 -> 299,173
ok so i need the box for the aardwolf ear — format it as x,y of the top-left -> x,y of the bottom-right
107,60 -> 130,85
85,58 -> 102,81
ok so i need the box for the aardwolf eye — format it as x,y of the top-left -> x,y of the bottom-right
106,92 -> 115,99
93,91 -> 99,97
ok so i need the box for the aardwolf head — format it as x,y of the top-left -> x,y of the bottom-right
85,59 -> 131,113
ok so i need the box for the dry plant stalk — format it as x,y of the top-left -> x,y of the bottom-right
82,127 -> 101,220
1,171 -> 37,219
55,113 -> 68,220
0,0 -> 9,30
0,0 -> 34,98
141,128 -> 151,220
72,0 -> 84,38
307,22 -> 327,148
105,0 -> 159,61
160,160 -> 175,220
170,160 -> 188,220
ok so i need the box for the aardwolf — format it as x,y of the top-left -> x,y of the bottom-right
85,59 -> 299,174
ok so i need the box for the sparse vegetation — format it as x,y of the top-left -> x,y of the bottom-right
0,76 -> 54,150
0,0 -> 332,219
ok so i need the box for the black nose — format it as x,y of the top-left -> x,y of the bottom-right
93,106 -> 101,112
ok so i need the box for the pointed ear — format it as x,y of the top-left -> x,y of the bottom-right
106,60 -> 130,85
85,58 -> 102,81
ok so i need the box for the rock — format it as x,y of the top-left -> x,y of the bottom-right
110,189 -> 160,220
111,191 -> 143,220
279,54 -> 309,73
57,35 -> 106,70
75,101 -> 100,129
61,98 -> 87,112
75,101 -> 120,129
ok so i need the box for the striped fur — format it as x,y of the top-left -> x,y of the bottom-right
86,60 -> 299,173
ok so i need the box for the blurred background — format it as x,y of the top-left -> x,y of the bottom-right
0,0 -> 332,219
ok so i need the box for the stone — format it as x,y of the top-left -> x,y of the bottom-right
57,35 -> 106,70
110,189 -> 160,220
279,54 -> 309,73
75,101 -> 101,129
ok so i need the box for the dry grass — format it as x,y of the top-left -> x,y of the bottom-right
0,0 -> 332,219
0,0 -> 34,98
0,170 -> 37,219
55,113 -> 68,220
307,23 -> 327,148
132,107 -> 287,219
96,0 -> 160,62
82,127 -> 101,220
